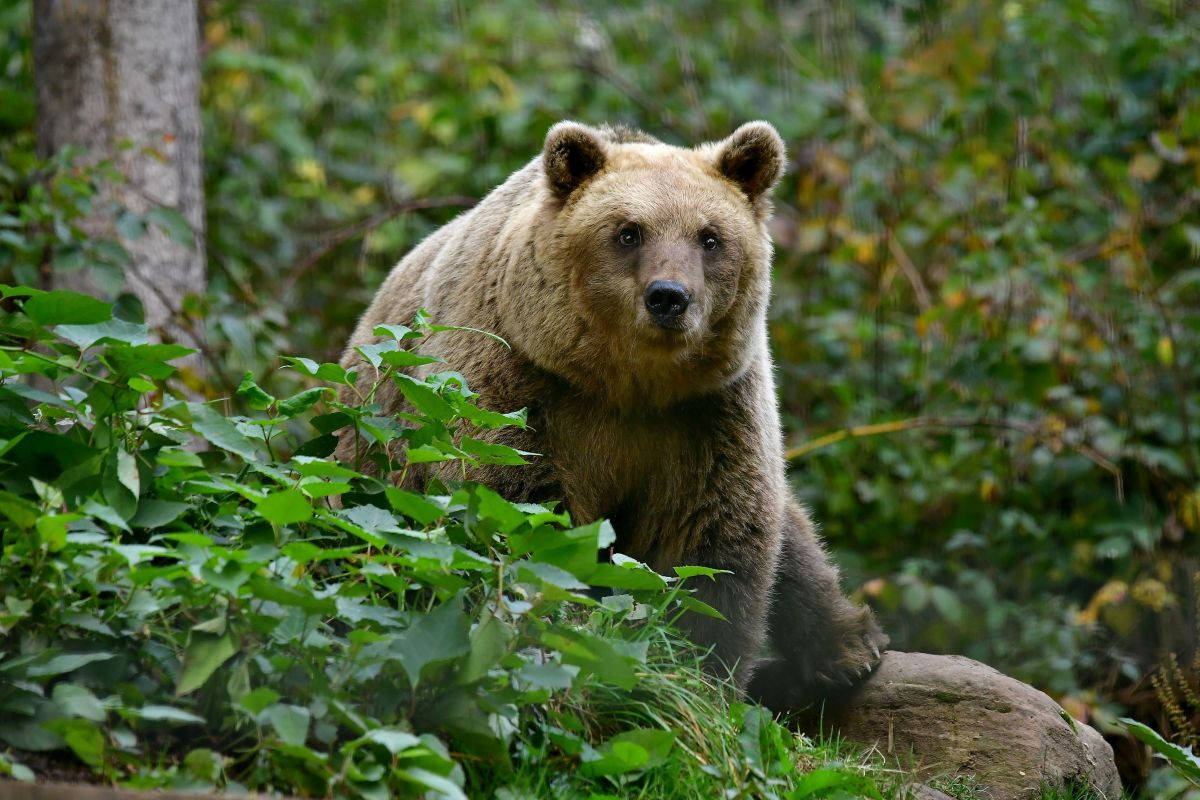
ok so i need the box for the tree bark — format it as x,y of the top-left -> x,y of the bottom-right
32,0 -> 206,361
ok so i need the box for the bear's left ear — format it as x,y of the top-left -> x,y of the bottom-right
543,122 -> 607,200
713,121 -> 786,206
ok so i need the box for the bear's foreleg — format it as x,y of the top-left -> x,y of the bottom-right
673,532 -> 778,690
747,501 -> 888,711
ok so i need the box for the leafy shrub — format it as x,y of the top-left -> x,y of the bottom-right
0,288 -> 887,798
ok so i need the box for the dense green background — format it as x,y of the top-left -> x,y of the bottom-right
3,0 -> 1200,790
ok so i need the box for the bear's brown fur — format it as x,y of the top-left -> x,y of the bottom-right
338,121 -> 887,709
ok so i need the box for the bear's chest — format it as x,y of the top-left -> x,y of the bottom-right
537,397 -> 717,555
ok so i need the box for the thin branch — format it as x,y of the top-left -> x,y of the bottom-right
281,196 -> 477,296
786,415 -> 1124,501
885,228 -> 932,312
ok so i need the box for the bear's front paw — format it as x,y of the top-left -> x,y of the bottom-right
818,607 -> 888,688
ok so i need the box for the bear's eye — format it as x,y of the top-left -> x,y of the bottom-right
699,230 -> 720,251
616,224 -> 642,248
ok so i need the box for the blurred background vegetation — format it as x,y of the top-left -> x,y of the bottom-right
3,0 -> 1199,792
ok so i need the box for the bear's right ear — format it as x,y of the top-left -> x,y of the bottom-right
713,121 -> 786,207
543,122 -> 606,200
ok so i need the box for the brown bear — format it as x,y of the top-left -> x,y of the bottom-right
338,121 -> 887,709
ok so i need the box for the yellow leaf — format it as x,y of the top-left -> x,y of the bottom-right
1156,336 -> 1174,366
293,158 -> 325,186
1129,152 -> 1162,182
1130,578 -> 1169,612
352,186 -> 377,207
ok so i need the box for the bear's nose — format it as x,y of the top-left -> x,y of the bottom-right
644,281 -> 691,326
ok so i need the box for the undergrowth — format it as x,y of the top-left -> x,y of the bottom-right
0,286 -> 900,798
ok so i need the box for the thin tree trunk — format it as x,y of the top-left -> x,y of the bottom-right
32,0 -> 206,364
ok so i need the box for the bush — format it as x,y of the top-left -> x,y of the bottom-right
0,288 -> 890,798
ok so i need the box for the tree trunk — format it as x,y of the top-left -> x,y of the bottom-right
32,0 -> 206,364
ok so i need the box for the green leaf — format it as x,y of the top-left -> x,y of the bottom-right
238,687 -> 281,716
398,766 -> 467,800
51,683 -> 106,722
372,323 -> 422,342
278,387 -> 327,417
394,373 -> 456,421
42,719 -> 105,767
1120,718 -> 1200,785
116,449 -> 139,496
386,488 -> 446,525
460,616 -> 513,684
188,402 -> 260,461
0,490 -> 39,529
361,728 -> 422,754
787,767 -> 883,799
282,357 -> 351,384
674,565 -> 732,580
138,705 -> 205,724
20,651 -> 116,678
146,206 -> 195,248
55,318 -> 149,350
176,630 -> 237,696
391,594 -> 471,689
236,372 -> 276,410
130,499 -> 189,529
539,628 -> 640,689
459,436 -> 531,465
22,291 -> 111,326
580,729 -> 675,777
256,489 -> 313,525
115,210 -> 147,240
266,703 -> 310,746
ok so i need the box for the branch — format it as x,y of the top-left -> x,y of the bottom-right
281,196 -> 477,296
785,415 -> 1124,501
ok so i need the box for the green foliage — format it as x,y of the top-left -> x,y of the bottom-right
0,288 -> 889,797
4,0 -> 1200,791
1122,718 -> 1200,787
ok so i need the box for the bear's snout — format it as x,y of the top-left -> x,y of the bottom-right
644,280 -> 691,328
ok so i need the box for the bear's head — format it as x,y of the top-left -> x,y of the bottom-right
502,121 -> 785,410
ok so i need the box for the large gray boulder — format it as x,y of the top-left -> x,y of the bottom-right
812,652 -> 1121,800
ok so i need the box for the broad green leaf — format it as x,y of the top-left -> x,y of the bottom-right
1121,718 -> 1200,784
278,387 -> 327,417
176,630 -> 237,696
539,628 -> 640,690
674,565 -> 732,580
55,318 -> 149,350
20,651 -> 116,678
116,449 -> 139,496
459,436 -> 531,465
188,403 -> 260,461
22,291 -> 111,326
398,766 -> 467,800
394,373 -> 456,421
391,594 -> 471,689
266,703 -> 310,746
139,705 -> 205,724
43,719 -> 105,766
146,206 -> 195,248
130,499 -> 188,529
0,490 -> 38,529
256,489 -> 313,525
236,372 -> 276,410
386,488 -> 446,525
372,323 -> 422,341
51,683 -> 106,722
580,729 -> 676,777
282,357 -> 351,384
787,767 -> 883,799
238,687 -> 281,716
361,728 -> 422,754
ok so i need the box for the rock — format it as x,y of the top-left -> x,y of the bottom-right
809,652 -> 1121,800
